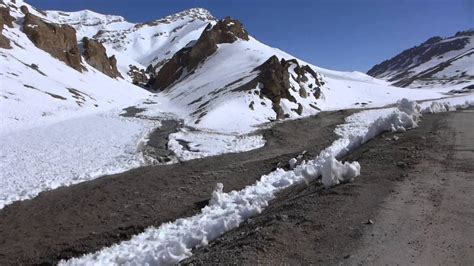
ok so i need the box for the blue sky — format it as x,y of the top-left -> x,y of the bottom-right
29,0 -> 473,72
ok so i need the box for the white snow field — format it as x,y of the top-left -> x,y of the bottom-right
64,97 -> 473,266
0,111 -> 157,209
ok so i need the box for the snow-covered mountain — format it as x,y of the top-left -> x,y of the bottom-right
141,17 -> 443,133
0,0 -> 152,134
367,30 -> 474,88
0,0 -> 448,135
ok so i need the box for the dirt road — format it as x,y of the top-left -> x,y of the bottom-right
185,109 -> 474,264
0,110 -> 349,264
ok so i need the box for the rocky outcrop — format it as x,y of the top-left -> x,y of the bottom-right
0,6 -> 14,49
127,65 -> 150,85
82,37 -> 122,78
150,16 -> 249,90
234,56 -> 323,119
22,9 -> 83,71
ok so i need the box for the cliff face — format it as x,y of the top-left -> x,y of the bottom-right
150,17 -> 249,90
82,37 -> 122,78
22,7 -> 83,71
0,6 -> 14,48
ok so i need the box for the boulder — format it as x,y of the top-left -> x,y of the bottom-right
151,17 -> 249,90
82,37 -> 122,78
22,13 -> 82,71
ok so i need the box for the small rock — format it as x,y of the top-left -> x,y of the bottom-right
396,161 -> 407,168
366,219 -> 374,225
344,254 -> 351,259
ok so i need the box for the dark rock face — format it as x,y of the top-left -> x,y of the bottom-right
0,6 -> 14,49
82,37 -> 122,78
127,65 -> 150,85
235,56 -> 323,119
0,7 -> 14,28
22,12 -> 83,71
367,30 -> 473,87
20,5 -> 29,15
150,16 -> 249,90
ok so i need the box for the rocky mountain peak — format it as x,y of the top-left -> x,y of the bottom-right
455,29 -> 474,37
204,16 -> 249,42
150,16 -> 249,90
138,7 -> 215,28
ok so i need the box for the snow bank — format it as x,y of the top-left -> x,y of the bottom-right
64,98 -> 434,266
422,101 -> 456,113
168,129 -> 265,161
420,95 -> 474,114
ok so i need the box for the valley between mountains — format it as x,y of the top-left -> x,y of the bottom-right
0,0 -> 473,264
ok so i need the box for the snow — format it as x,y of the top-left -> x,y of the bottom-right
0,111 -> 157,209
321,157 -> 360,188
371,32 -> 474,88
0,7 -> 151,135
64,98 -> 470,266
168,129 -> 265,161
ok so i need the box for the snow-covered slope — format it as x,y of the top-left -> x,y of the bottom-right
42,5 -> 216,77
0,0 -> 151,134
3,0 -> 215,81
141,18 -> 446,134
367,30 -> 474,88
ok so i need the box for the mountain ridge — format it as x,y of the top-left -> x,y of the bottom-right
367,29 -> 473,88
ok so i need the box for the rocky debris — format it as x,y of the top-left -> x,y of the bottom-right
234,56 -> 323,119
22,9 -> 83,71
150,17 -> 249,90
81,37 -> 122,78
127,65 -> 150,85
0,6 -> 14,49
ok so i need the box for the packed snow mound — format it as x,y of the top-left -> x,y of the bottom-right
368,30 -> 474,88
321,156 -> 361,188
